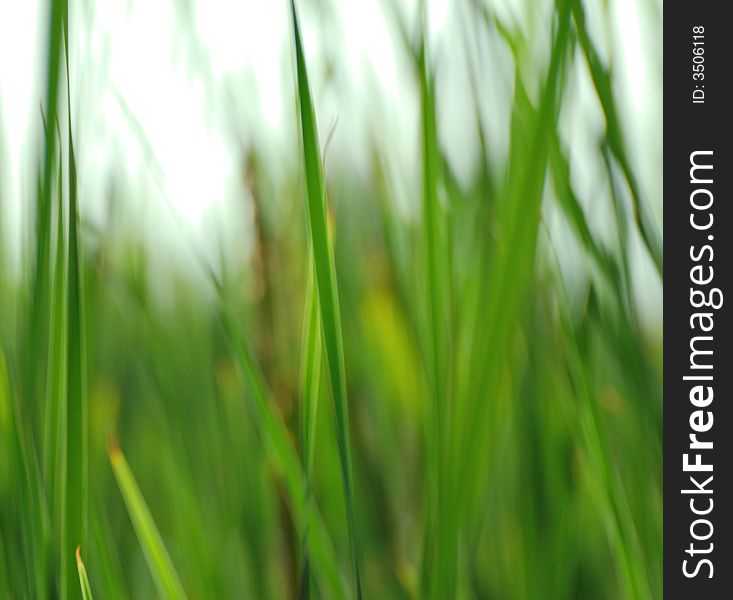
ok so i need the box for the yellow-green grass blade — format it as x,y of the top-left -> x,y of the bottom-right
75,547 -> 94,600
109,443 -> 187,600
290,3 -> 362,597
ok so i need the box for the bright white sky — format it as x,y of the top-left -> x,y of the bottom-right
0,0 -> 660,322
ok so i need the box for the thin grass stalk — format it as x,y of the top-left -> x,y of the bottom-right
570,0 -> 662,275
63,14 -> 87,597
289,3 -> 363,597
298,260 -> 321,599
75,547 -> 94,600
555,285 -> 653,600
1,350 -> 46,599
43,129 -> 68,600
90,503 -> 129,600
29,0 -> 67,429
43,138 -> 66,490
453,0 -> 574,524
143,176 -> 349,598
109,443 -> 187,600
218,301 -> 349,599
416,11 -> 454,597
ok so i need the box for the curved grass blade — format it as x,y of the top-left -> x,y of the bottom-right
571,0 -> 662,275
75,547 -> 94,600
548,131 -> 623,296
109,443 -> 187,600
290,3 -> 362,597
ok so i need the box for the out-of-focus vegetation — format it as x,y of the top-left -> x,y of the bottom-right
0,0 -> 661,598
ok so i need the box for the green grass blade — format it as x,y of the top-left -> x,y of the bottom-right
452,0 -> 575,525
571,0 -> 662,275
0,350 -> 46,599
28,0 -> 67,424
75,547 -> 94,600
64,18 -> 87,599
43,134 -> 66,509
0,529 -> 9,598
218,302 -> 349,599
554,289 -> 653,600
137,187 -> 349,596
297,262 -> 321,598
290,3 -> 362,598
109,443 -> 187,600
90,503 -> 129,600
417,15 -> 453,598
44,124 -> 67,600
548,131 -> 623,296
299,264 -> 321,481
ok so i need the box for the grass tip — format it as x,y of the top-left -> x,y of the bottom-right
108,433 -> 121,462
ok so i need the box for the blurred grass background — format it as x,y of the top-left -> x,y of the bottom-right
0,0 -> 661,598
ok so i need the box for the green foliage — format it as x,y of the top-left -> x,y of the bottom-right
0,0 -> 662,598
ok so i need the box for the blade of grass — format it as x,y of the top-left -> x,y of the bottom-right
0,529 -> 8,598
297,261 -> 321,598
548,130 -> 624,297
554,284 -> 653,600
571,0 -> 662,275
290,3 -> 362,598
218,301 -> 349,599
601,143 -> 636,319
63,15 -> 87,598
43,128 -> 66,509
1,349 -> 46,599
28,0 -> 67,427
114,136 -> 349,598
90,502 -> 129,600
299,263 -> 321,482
416,9 -> 453,597
43,124 -> 67,597
75,547 -> 94,600
109,442 -> 187,600
452,0 -> 574,528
